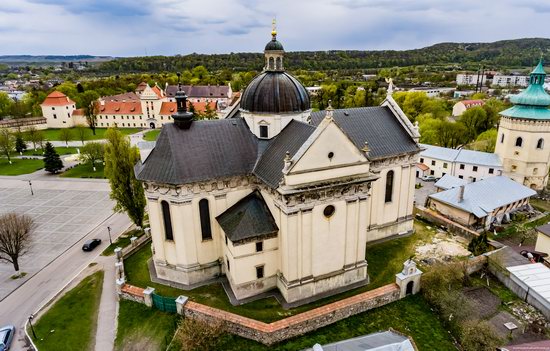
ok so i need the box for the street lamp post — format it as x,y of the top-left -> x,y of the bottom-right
28,314 -> 37,339
107,226 -> 112,245
28,180 -> 33,196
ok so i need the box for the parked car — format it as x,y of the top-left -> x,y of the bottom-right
422,175 -> 437,182
0,325 -> 15,351
82,239 -> 102,252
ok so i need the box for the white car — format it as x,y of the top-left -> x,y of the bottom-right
0,325 -> 15,351
422,175 -> 437,182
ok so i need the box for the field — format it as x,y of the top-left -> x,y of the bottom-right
0,157 -> 43,175
60,162 -> 105,179
22,127 -> 142,141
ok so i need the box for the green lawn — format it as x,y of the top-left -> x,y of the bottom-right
124,221 -> 437,323
31,271 -> 104,351
0,157 -> 43,175
168,294 -> 456,351
143,130 -> 160,141
116,299 -> 180,351
530,198 -> 550,213
60,163 -> 105,179
22,127 -> 142,142
21,146 -> 79,156
102,228 -> 144,256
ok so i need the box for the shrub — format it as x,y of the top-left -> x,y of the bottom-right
175,318 -> 225,351
468,231 -> 489,256
460,319 -> 502,351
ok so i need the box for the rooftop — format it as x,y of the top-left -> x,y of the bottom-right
434,174 -> 467,191
429,176 -> 536,218
507,263 -> 550,305
419,144 -> 502,167
41,91 -> 75,106
305,330 -> 415,351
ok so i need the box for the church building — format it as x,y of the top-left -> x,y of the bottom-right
495,60 -> 550,191
135,28 -> 421,306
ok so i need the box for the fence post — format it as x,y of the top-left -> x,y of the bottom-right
115,261 -> 125,280
144,287 -> 155,307
116,278 -> 125,294
114,247 -> 123,262
130,236 -> 138,247
175,295 -> 189,315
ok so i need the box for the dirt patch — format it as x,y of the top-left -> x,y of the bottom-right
415,231 -> 471,264
463,286 -> 501,319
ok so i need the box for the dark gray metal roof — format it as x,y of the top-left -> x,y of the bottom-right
241,71 -> 310,113
216,191 -> 278,243
537,223 -> 550,238
265,39 -> 284,51
135,119 -> 258,185
165,85 -> 230,98
253,120 -> 316,188
311,107 -> 420,159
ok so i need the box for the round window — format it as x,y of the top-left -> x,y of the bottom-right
328,152 -> 334,159
323,205 -> 335,218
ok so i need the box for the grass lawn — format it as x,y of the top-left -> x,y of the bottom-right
168,294 -> 456,351
22,127 -> 142,141
31,271 -> 104,351
0,157 -> 43,175
530,198 -> 550,213
22,146 -> 79,156
102,228 -> 144,256
489,212 -> 550,246
60,162 -> 105,179
116,299 -> 180,351
124,221 -> 437,323
143,129 -> 160,141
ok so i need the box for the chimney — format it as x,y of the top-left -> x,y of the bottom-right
458,185 -> 465,203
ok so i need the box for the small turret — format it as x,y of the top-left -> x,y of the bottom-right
172,72 -> 194,129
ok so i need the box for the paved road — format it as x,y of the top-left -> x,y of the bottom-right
0,212 -> 130,351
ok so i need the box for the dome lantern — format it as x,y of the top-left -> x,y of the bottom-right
172,72 -> 194,129
264,19 -> 284,71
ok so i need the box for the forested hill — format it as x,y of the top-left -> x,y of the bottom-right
98,38 -> 550,73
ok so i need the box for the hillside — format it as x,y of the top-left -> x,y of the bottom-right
97,38 -> 550,73
0,55 -> 113,65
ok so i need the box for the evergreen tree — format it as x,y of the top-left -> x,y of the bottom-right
104,128 -> 146,228
43,142 -> 63,173
468,231 -> 489,256
15,134 -> 27,154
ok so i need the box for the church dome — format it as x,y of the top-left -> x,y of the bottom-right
265,39 -> 284,51
241,71 -> 310,113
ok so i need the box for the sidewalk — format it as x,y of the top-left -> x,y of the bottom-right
94,255 -> 118,351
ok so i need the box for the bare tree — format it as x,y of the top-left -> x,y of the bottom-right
59,128 -> 73,147
26,126 -> 40,150
75,124 -> 88,145
0,212 -> 35,273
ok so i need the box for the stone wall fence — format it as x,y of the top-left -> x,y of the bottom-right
116,259 -> 424,345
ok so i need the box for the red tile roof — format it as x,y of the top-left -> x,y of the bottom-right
461,99 -> 485,108
72,108 -> 85,116
416,163 -> 429,171
151,85 -> 163,99
159,101 -> 217,115
97,100 -> 143,115
41,91 -> 75,106
102,92 -> 140,102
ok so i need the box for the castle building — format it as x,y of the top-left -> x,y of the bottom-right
135,28 -> 421,306
40,91 -> 86,128
495,60 -> 550,191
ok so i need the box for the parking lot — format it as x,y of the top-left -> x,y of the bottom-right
413,178 -> 437,207
0,181 -> 115,300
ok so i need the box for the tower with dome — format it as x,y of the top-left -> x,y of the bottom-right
135,27 -> 421,306
495,60 -> 550,190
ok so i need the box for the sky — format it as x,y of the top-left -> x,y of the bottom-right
0,0 -> 550,56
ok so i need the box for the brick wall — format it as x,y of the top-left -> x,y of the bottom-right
184,284 -> 401,345
120,284 -> 145,304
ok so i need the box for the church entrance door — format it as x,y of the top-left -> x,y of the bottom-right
150,122 -> 156,129
406,281 -> 414,295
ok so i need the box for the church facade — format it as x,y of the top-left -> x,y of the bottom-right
135,30 -> 421,306
495,60 -> 550,191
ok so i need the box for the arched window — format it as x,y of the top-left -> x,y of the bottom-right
276,57 -> 282,70
161,201 -> 173,241
537,138 -> 544,149
515,137 -> 523,147
268,57 -> 274,70
500,133 -> 505,143
385,170 -> 394,203
199,199 -> 212,240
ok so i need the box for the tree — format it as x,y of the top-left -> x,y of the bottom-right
26,126 -> 40,150
460,107 -> 488,141
0,128 -> 14,164
75,124 -> 88,145
80,142 -> 104,171
468,231 -> 489,256
15,134 -> 27,154
202,102 -> 217,120
0,212 -> 35,273
80,90 -> 100,135
43,142 -> 63,173
0,92 -> 14,118
59,128 -> 73,147
104,128 -> 146,228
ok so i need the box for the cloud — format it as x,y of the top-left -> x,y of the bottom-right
0,0 -> 548,56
